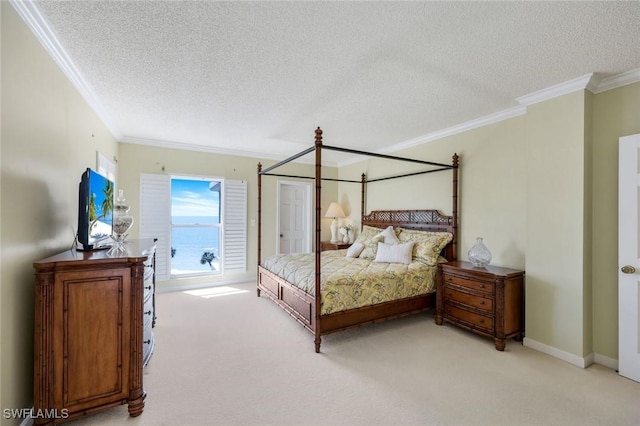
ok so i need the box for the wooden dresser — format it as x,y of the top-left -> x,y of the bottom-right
436,260 -> 524,351
33,239 -> 156,425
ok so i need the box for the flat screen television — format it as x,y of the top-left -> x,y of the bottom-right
77,168 -> 114,251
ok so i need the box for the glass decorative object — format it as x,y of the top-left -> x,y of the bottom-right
108,189 -> 134,256
468,237 -> 491,268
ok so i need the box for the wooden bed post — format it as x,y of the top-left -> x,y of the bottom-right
452,153 -> 459,261
257,162 -> 263,296
314,127 -> 323,353
360,173 -> 366,231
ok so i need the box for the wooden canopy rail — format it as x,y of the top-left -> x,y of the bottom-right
257,127 -> 459,352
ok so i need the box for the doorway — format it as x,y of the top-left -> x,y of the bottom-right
277,181 -> 312,254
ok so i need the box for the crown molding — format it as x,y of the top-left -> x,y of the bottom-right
10,0 -> 122,140
516,69 -> 640,106
592,68 -> 640,94
382,106 -> 527,155
120,136 -> 282,161
337,105 -> 527,167
516,73 -> 598,106
120,136 -> 339,167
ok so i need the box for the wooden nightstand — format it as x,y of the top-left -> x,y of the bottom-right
321,241 -> 351,251
436,260 -> 525,351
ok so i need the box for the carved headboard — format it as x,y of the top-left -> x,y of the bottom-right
361,209 -> 457,261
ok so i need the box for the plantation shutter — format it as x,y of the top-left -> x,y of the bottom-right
139,173 -> 171,281
222,180 -> 247,273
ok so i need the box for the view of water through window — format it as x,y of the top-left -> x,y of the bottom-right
171,178 -> 221,276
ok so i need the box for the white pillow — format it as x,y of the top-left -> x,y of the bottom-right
345,242 -> 365,258
359,226 -> 400,259
374,241 -> 414,265
376,226 -> 400,245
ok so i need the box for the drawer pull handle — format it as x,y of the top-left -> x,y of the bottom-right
480,301 -> 485,305
144,285 -> 152,290
143,339 -> 151,345
480,284 -> 486,288
144,310 -> 152,316
479,319 -> 485,323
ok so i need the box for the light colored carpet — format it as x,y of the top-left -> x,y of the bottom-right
69,282 -> 640,426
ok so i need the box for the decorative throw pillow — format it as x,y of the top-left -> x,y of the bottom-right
354,225 -> 384,246
345,242 -> 365,258
376,226 -> 400,244
397,228 -> 453,266
359,226 -> 400,259
374,241 -> 414,265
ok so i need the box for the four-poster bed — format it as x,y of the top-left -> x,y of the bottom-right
257,127 -> 459,352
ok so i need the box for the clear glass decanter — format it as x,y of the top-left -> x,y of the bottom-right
468,237 -> 492,268
108,189 -> 134,255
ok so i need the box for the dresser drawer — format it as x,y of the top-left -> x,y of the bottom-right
443,285 -> 493,312
443,274 -> 494,294
444,303 -> 493,332
142,324 -> 154,367
144,265 -> 154,284
143,294 -> 154,322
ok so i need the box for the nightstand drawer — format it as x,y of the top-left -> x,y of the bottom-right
321,241 -> 351,251
443,274 -> 494,294
444,303 -> 493,332
444,285 -> 493,312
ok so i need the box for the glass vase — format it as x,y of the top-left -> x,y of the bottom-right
468,237 -> 491,268
108,189 -> 134,256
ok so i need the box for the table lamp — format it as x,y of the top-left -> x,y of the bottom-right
325,202 -> 345,243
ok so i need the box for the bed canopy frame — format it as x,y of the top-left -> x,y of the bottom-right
257,127 -> 459,352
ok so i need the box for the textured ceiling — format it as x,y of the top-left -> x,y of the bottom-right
26,1 -> 640,165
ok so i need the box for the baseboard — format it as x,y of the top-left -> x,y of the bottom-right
594,353 -> 619,371
157,277 -> 253,293
523,337 -> 592,368
523,338 -> 621,371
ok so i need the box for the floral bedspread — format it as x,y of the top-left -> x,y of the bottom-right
261,250 -> 437,315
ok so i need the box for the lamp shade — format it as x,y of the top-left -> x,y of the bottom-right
325,202 -> 345,218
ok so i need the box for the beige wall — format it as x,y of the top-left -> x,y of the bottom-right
583,91 -> 594,358
592,82 -> 640,360
339,115 -> 528,270
117,143 -> 338,291
525,91 -> 590,357
1,4 -> 118,423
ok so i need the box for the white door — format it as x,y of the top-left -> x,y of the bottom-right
278,181 -> 311,254
619,133 -> 640,383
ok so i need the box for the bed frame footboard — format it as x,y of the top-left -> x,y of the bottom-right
258,265 -> 435,342
258,266 -> 316,332
319,293 -> 435,335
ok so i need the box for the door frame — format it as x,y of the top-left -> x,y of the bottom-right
277,180 -> 312,254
